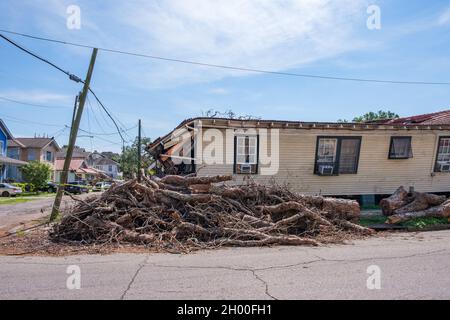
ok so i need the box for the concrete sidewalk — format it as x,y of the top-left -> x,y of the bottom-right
0,230 -> 449,300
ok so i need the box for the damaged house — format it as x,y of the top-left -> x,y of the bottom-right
148,110 -> 450,204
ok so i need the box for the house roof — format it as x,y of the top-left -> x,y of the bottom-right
0,155 -> 28,165
380,110 -> 450,126
55,158 -> 86,171
56,147 -> 90,159
0,119 -> 14,140
93,157 -> 119,166
147,111 -> 450,151
8,137 -> 60,150
7,139 -> 26,148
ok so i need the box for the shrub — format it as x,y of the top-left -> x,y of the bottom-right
20,161 -> 51,192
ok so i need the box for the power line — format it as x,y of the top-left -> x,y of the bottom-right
64,124 -> 136,137
49,126 -> 68,137
86,99 -> 94,152
1,114 -> 63,127
87,97 -> 110,135
0,95 -> 69,109
0,33 -> 82,83
88,89 -> 126,142
1,32 -> 130,145
1,29 -> 450,85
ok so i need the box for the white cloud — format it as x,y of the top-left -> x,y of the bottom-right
439,7 -> 450,25
5,0 -> 369,88
110,0 -> 369,87
0,90 -> 72,105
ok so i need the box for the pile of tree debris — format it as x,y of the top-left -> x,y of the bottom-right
381,186 -> 450,224
51,175 -> 373,252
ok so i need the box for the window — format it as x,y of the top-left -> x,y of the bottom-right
46,151 -> 53,162
389,137 -> 413,159
0,141 -> 3,155
315,137 -> 361,175
7,147 -> 19,159
234,135 -> 258,174
108,165 -> 113,172
27,149 -> 36,161
435,137 -> 450,172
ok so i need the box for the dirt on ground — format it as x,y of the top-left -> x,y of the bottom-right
0,193 -> 98,237
0,224 -> 392,257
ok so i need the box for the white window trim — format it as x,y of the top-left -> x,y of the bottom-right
317,138 -> 338,163
236,136 -> 257,165
437,137 -> 450,163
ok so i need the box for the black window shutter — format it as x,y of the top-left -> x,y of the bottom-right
233,135 -> 237,174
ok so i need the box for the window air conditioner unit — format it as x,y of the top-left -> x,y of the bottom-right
439,163 -> 450,172
239,164 -> 252,173
318,165 -> 334,176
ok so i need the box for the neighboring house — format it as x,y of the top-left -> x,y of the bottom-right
55,148 -> 119,181
7,137 -> 61,182
84,151 -> 121,179
0,119 -> 27,182
92,157 -> 120,179
56,146 -> 91,160
148,110 -> 450,205
54,158 -> 107,183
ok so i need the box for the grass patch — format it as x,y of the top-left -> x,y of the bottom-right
359,215 -> 387,226
19,192 -> 56,198
359,214 -> 449,229
0,197 -> 35,205
402,217 -> 449,229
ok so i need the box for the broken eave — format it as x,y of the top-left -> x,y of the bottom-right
147,116 -> 450,152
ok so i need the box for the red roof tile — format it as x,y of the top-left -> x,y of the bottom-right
383,110 -> 450,126
55,159 -> 85,171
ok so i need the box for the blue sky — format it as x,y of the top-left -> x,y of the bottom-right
0,0 -> 450,153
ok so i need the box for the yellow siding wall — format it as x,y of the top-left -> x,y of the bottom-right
197,128 -> 450,196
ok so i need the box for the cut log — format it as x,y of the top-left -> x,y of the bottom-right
321,198 -> 360,222
380,186 -> 409,216
257,201 -> 332,226
158,189 -> 212,204
393,192 -> 446,214
189,184 -> 212,194
387,199 -> 450,224
160,175 -> 232,187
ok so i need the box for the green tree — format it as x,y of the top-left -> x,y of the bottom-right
352,110 -> 399,122
114,137 -> 153,179
21,161 -> 51,192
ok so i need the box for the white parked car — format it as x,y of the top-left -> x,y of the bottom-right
0,183 -> 23,197
92,181 -> 112,192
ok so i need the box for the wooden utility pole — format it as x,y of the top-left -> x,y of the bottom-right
50,48 -> 98,221
137,119 -> 142,182
71,94 -> 79,129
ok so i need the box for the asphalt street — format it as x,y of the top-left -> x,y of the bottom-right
1,230 -> 449,299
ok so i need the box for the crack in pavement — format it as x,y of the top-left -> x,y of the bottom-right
251,270 -> 278,300
143,248 -> 450,300
120,254 -> 150,300
147,248 -> 449,274
253,248 -> 449,272
149,262 -> 278,300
